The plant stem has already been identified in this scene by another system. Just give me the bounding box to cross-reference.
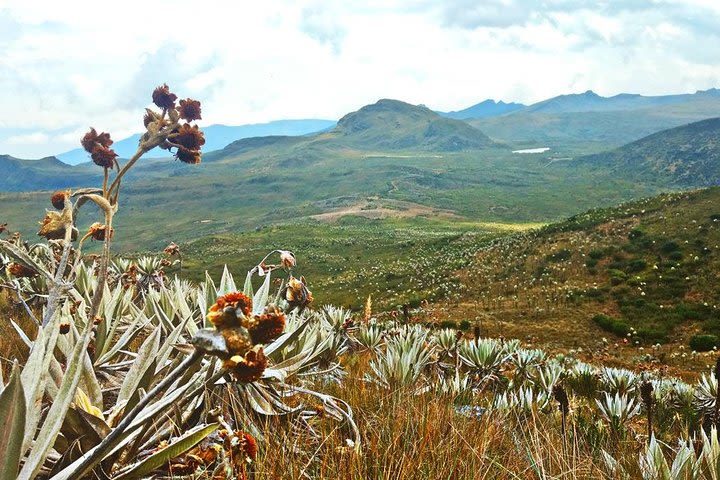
[41,204,75,327]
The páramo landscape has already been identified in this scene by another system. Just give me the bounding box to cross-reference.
[3,2,720,479]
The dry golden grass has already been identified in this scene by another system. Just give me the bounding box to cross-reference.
[233,355,614,479]
[0,289,36,377]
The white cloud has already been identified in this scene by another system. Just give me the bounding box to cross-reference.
[6,132,50,145]
[0,0,719,158]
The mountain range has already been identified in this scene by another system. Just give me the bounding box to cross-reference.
[1,89,720,252]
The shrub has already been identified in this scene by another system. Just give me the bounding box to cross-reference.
[458,319,472,331]
[661,241,680,253]
[546,249,572,262]
[668,251,683,261]
[608,269,627,285]
[589,249,605,260]
[438,320,458,330]
[626,258,647,273]
[628,229,644,239]
[689,334,719,352]
[593,314,630,337]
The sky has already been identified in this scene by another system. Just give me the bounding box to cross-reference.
[1,0,720,158]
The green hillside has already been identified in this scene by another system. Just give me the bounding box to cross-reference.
[4,99,719,257]
[573,117,720,185]
[425,187,720,373]
[332,99,496,150]
[0,155,101,191]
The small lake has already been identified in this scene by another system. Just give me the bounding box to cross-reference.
[512,147,550,154]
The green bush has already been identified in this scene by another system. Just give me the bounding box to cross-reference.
[458,319,472,331]
[689,334,718,352]
[592,314,630,337]
[661,241,680,253]
[589,249,605,260]
[438,320,458,330]
[546,249,572,262]
[668,251,683,261]
[627,258,647,272]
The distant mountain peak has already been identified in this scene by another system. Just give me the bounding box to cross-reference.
[335,98,495,151]
[439,98,525,120]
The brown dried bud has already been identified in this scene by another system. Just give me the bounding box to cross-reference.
[177,98,202,121]
[224,346,267,383]
[152,83,177,110]
[51,190,70,210]
[59,323,71,334]
[279,250,296,269]
[207,292,253,328]
[174,146,201,164]
[90,145,117,169]
[284,276,313,310]
[81,128,113,152]
[86,222,114,241]
[164,242,180,256]
[38,211,76,240]
[249,305,286,344]
[174,123,205,150]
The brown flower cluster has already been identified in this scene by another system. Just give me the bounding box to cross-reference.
[206,292,286,383]
[151,83,178,110]
[38,211,78,241]
[85,222,114,241]
[149,84,204,164]
[167,430,256,479]
[164,242,180,256]
[172,123,205,164]
[283,276,313,311]
[81,128,118,168]
[51,190,70,210]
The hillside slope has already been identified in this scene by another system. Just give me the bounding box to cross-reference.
[333,99,496,151]
[573,117,720,186]
[426,188,720,374]
[470,95,720,148]
[0,155,101,191]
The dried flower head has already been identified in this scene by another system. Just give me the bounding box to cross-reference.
[224,346,267,383]
[174,123,206,150]
[59,322,71,334]
[152,83,178,110]
[174,146,201,164]
[249,305,286,344]
[221,327,253,356]
[279,250,296,269]
[81,128,113,152]
[86,222,114,241]
[207,292,253,328]
[90,144,118,169]
[284,276,313,310]
[51,190,71,210]
[7,262,38,278]
[177,98,202,121]
[0,223,7,234]
[164,242,180,256]
[224,431,258,460]
[38,211,74,240]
